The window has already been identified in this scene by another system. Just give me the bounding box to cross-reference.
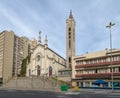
[98,69,107,73]
[69,36,71,39]
[69,32,71,39]
[69,57,71,63]
[37,55,40,61]
[98,59,101,62]
[112,56,117,61]
[85,82,90,87]
[103,58,106,62]
[69,40,71,48]
[68,31,71,49]
[76,61,83,65]
[114,67,119,72]
[69,27,71,31]
[95,69,97,73]
[69,32,71,35]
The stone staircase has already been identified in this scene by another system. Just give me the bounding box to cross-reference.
[2,76,61,90]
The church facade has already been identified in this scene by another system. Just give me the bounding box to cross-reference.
[26,33,66,77]
[26,11,76,81]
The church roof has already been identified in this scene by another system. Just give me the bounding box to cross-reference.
[47,47,66,61]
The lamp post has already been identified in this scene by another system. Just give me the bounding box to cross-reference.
[106,22,115,91]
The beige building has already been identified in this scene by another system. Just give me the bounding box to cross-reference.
[0,31,14,84]
[26,33,66,77]
[0,30,30,84]
[72,49,120,88]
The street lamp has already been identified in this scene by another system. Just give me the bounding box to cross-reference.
[106,22,115,91]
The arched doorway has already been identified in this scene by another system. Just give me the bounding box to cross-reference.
[49,66,52,77]
[37,65,41,76]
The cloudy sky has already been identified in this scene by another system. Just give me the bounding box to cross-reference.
[0,0,120,58]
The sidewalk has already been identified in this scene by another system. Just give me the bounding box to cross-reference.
[68,88,120,94]
[1,86,120,94]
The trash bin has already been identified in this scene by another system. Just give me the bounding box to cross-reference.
[61,84,68,91]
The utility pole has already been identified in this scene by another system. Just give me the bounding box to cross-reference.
[106,22,115,91]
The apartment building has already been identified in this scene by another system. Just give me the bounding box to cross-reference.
[0,30,30,84]
[72,49,120,88]
[0,31,14,84]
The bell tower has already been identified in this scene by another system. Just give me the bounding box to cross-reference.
[66,10,76,68]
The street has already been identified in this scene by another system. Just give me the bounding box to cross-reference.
[0,89,120,98]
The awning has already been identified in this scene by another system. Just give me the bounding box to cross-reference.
[92,79,107,85]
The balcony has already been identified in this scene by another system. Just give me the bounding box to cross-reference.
[75,72,120,78]
[75,61,120,69]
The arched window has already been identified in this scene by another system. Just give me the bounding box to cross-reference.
[37,55,40,61]
[37,65,41,76]
[69,57,71,63]
[49,66,52,77]
[69,57,71,68]
[69,27,71,31]
[69,40,71,48]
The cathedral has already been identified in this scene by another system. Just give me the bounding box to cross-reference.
[26,32,66,77]
[26,11,75,79]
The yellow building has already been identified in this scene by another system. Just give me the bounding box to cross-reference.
[72,49,120,88]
